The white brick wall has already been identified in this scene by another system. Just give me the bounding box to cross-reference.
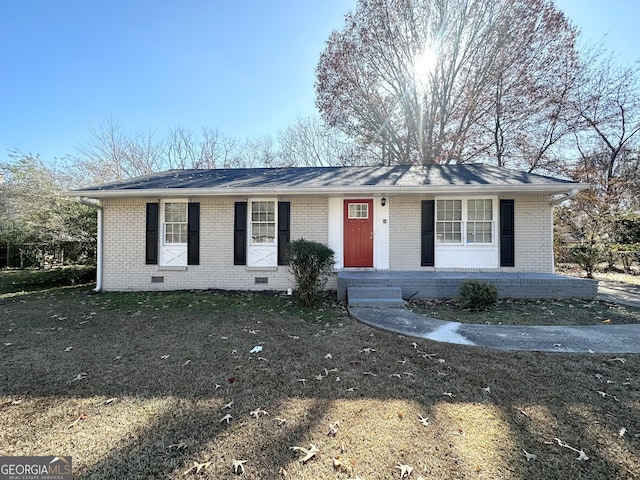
[389,195,425,270]
[510,194,554,272]
[388,194,554,272]
[101,196,331,292]
[100,193,554,291]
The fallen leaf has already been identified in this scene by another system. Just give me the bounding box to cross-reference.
[183,461,211,475]
[250,408,269,419]
[396,463,413,478]
[609,357,627,364]
[71,373,87,381]
[231,459,247,474]
[290,443,319,463]
[68,413,88,428]
[333,456,346,471]
[327,421,340,436]
[554,437,589,461]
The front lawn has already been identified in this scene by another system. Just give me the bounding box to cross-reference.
[1,287,639,479]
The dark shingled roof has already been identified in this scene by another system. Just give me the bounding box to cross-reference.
[72,164,587,197]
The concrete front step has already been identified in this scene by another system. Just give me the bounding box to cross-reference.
[347,286,405,308]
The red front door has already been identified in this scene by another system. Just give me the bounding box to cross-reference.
[344,199,374,267]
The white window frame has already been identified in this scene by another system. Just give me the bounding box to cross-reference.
[347,202,370,219]
[466,198,494,245]
[249,199,277,245]
[435,197,496,246]
[436,199,463,245]
[162,200,188,245]
[159,199,189,267]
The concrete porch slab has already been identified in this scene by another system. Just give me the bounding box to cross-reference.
[338,271,598,301]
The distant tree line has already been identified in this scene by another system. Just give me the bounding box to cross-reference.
[2,0,640,277]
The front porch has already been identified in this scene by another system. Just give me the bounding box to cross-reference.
[337,271,598,301]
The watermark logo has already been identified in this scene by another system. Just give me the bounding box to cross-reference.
[0,456,72,480]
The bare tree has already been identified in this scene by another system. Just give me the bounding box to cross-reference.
[241,134,278,168]
[277,116,377,167]
[74,118,165,183]
[483,0,578,172]
[571,50,640,197]
[315,0,578,165]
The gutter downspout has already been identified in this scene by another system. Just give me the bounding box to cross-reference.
[79,197,103,292]
[551,188,579,205]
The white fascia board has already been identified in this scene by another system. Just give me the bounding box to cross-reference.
[71,182,590,199]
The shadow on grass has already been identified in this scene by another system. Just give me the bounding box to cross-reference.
[1,287,639,478]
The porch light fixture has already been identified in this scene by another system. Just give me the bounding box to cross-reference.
[381,197,386,206]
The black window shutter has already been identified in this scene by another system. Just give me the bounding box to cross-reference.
[145,202,159,265]
[277,201,291,265]
[500,199,515,267]
[187,202,200,265]
[234,202,247,265]
[421,200,435,267]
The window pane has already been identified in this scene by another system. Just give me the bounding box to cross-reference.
[467,221,492,243]
[251,201,276,243]
[437,200,461,221]
[467,199,492,221]
[348,203,368,219]
[163,203,187,244]
[165,203,187,222]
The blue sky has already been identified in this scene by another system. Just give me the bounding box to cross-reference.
[1,0,638,163]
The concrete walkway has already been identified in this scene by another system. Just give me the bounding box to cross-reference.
[349,281,640,354]
[598,281,640,308]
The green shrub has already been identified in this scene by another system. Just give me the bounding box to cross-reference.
[288,239,335,306]
[569,244,601,279]
[457,279,498,311]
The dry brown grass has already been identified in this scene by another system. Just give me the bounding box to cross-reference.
[1,287,639,479]
[409,297,640,326]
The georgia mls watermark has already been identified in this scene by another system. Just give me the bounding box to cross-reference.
[0,456,72,480]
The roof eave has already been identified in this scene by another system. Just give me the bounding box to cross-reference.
[70,183,590,199]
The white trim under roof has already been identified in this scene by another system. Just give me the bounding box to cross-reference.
[72,182,590,199]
